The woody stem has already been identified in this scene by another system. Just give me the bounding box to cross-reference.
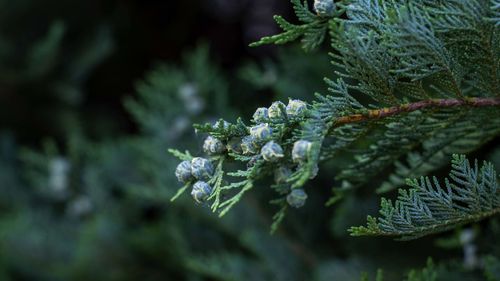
[333,97,500,127]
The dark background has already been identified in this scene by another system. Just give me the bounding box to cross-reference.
[0,0,289,145]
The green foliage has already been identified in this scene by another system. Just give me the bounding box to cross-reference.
[361,259,438,281]
[404,259,437,281]
[171,0,500,231]
[250,0,342,51]
[327,0,500,191]
[484,256,500,281]
[350,155,500,240]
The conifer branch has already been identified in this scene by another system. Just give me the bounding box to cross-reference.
[350,154,500,240]
[169,0,500,232]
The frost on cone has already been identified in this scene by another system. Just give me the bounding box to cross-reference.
[191,157,214,180]
[314,0,336,17]
[253,107,269,123]
[268,101,286,120]
[191,181,212,203]
[175,160,193,183]
[250,123,272,141]
[203,136,226,155]
[287,189,308,208]
[261,141,284,162]
[292,140,312,163]
[286,99,307,117]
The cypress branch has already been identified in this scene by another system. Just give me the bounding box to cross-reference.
[169,0,500,232]
[350,154,500,240]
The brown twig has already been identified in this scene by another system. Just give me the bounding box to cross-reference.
[333,97,500,127]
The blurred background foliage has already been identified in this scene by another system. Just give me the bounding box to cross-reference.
[0,0,499,280]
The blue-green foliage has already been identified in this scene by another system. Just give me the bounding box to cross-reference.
[329,0,500,192]
[350,155,500,240]
[250,0,341,51]
[171,0,500,232]
[491,0,500,25]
